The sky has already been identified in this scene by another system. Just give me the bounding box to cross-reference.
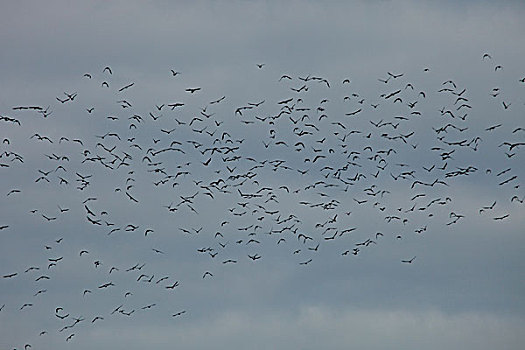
[1,1,525,349]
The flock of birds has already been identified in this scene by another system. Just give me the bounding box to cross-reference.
[1,53,524,349]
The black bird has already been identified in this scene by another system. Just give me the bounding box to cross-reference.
[402,256,416,263]
[186,87,201,94]
[172,310,186,317]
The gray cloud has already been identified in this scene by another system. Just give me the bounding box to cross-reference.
[1,1,524,349]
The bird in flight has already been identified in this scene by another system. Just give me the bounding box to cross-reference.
[185,87,201,94]
[401,256,416,263]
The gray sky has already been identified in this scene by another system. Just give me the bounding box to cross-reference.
[1,1,525,349]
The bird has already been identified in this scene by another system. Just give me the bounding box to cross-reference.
[20,303,33,310]
[248,254,261,261]
[172,310,186,317]
[118,82,134,92]
[185,87,201,94]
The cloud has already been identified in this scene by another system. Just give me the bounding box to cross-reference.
[85,305,525,350]
[1,1,525,349]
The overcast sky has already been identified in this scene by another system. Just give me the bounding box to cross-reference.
[1,1,525,349]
